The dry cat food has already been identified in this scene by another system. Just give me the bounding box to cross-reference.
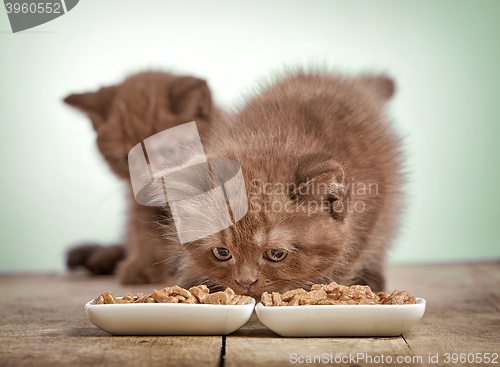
[261,282,416,306]
[93,285,252,305]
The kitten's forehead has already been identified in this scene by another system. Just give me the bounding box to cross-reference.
[252,226,296,248]
[253,229,266,246]
[268,226,296,246]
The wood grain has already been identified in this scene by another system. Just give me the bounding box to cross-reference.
[388,261,500,366]
[225,313,412,366]
[0,273,221,367]
[1,261,499,367]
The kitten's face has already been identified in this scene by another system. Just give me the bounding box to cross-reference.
[186,217,346,297]
[64,72,212,181]
[172,159,352,297]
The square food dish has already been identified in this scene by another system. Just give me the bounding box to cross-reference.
[255,298,426,337]
[85,298,255,335]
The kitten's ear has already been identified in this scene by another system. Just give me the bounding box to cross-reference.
[63,86,118,130]
[169,76,212,120]
[358,74,395,103]
[294,154,349,221]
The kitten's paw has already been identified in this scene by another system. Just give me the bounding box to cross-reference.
[117,258,167,284]
[66,243,101,270]
[349,270,386,293]
[66,243,124,275]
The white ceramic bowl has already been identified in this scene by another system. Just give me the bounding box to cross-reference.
[85,298,255,335]
[255,298,426,337]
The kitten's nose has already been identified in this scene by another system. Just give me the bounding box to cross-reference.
[236,278,257,290]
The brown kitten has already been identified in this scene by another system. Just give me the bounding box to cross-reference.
[162,70,403,295]
[64,71,217,283]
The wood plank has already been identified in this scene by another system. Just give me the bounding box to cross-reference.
[225,314,412,367]
[1,261,499,367]
[388,261,500,366]
[225,261,500,367]
[467,261,500,313]
[387,262,496,313]
[225,335,412,367]
[0,272,222,367]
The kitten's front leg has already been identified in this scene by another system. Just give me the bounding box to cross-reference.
[117,210,171,284]
[348,265,386,293]
[117,249,168,284]
[344,250,387,292]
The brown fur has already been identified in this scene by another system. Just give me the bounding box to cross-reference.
[64,71,217,283]
[162,70,404,295]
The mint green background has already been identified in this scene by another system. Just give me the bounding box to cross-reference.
[0,1,499,271]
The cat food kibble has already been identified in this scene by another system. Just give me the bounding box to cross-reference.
[261,282,416,306]
[93,285,252,305]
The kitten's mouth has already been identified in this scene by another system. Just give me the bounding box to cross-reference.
[245,290,260,298]
[231,284,254,297]
[238,287,262,298]
[207,281,261,298]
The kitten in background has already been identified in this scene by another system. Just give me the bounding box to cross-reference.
[64,71,218,283]
[160,70,404,294]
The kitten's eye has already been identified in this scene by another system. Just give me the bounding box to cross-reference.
[265,249,287,262]
[212,247,232,261]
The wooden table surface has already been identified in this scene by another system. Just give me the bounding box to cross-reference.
[1,261,499,367]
